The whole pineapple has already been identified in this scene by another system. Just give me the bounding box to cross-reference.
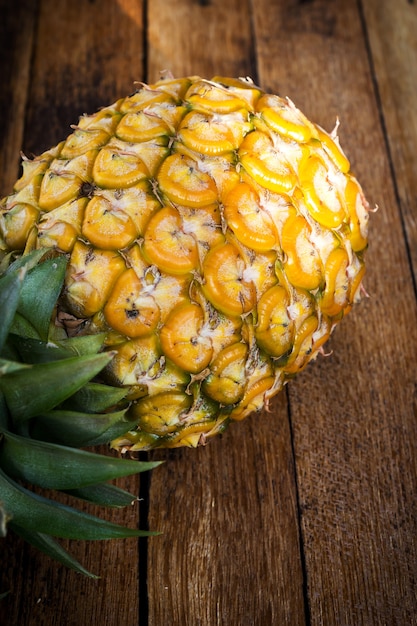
[0,76,369,451]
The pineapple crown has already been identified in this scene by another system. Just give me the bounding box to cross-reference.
[0,249,161,577]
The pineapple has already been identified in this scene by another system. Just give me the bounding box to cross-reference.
[0,75,369,451]
[0,250,161,576]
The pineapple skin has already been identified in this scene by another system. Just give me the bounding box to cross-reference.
[0,76,369,450]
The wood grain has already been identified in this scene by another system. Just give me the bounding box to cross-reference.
[0,0,147,624]
[1,0,417,624]
[22,0,145,158]
[146,0,257,81]
[147,396,305,626]
[251,0,417,623]
[0,475,144,626]
[361,0,417,276]
[146,2,304,624]
[0,0,37,196]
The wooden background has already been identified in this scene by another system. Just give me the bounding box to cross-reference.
[1,0,417,624]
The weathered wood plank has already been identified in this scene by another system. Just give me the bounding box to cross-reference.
[146,1,305,624]
[0,476,143,626]
[148,397,305,626]
[253,0,417,623]
[0,0,37,196]
[22,0,145,158]
[0,0,147,624]
[361,0,417,278]
[146,0,257,80]
[1,0,416,624]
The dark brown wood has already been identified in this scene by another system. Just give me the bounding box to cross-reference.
[22,0,146,157]
[0,475,143,626]
[0,0,147,623]
[146,2,304,624]
[0,0,37,196]
[253,1,417,623]
[147,0,257,80]
[362,0,417,274]
[2,0,417,624]
[147,395,304,626]
[251,1,417,623]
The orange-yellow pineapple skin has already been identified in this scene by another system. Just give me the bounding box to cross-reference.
[0,76,369,450]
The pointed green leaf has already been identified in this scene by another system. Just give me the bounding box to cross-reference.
[0,267,25,352]
[8,335,71,364]
[16,256,67,341]
[31,408,134,447]
[4,248,50,274]
[0,468,157,540]
[0,358,31,375]
[53,334,108,356]
[0,430,161,489]
[8,312,40,339]
[0,392,9,431]
[0,339,19,362]
[0,351,114,421]
[9,333,107,364]
[61,382,128,413]
[0,249,18,273]
[65,483,138,508]
[10,524,99,578]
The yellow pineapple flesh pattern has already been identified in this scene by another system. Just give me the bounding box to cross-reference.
[0,76,369,450]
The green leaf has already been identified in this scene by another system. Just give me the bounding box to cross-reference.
[0,468,157,540]
[9,524,99,578]
[0,430,161,490]
[0,397,9,432]
[8,312,40,339]
[65,483,139,508]
[4,248,50,275]
[0,266,25,352]
[0,339,19,362]
[53,334,108,356]
[0,249,18,273]
[16,256,67,341]
[7,335,69,364]
[30,408,134,447]
[8,333,107,364]
[0,351,114,421]
[61,382,128,413]
[0,358,31,376]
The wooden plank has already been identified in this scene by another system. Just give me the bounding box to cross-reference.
[0,1,147,624]
[252,0,417,623]
[361,0,417,275]
[0,476,143,626]
[146,1,306,624]
[0,0,37,196]
[1,0,416,624]
[146,0,257,80]
[22,0,145,158]
[148,397,305,626]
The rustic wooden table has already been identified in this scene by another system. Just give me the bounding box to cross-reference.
[1,0,417,624]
